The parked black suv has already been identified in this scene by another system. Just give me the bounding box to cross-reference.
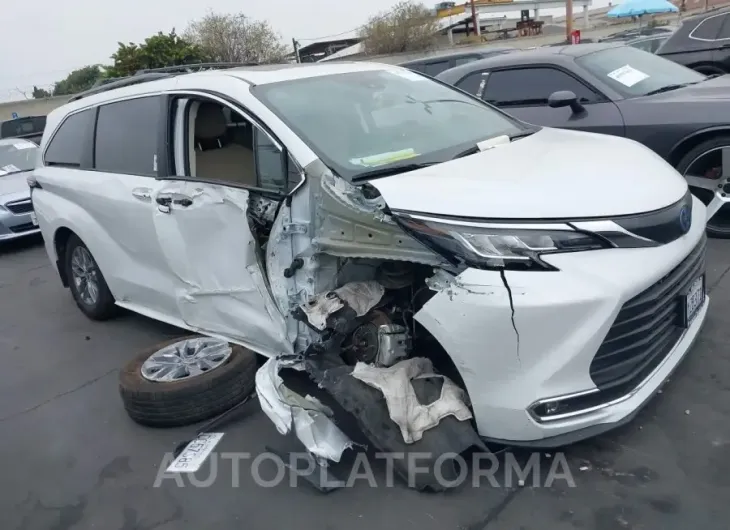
[657,7,730,74]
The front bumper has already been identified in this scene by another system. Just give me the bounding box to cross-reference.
[0,198,39,241]
[414,196,709,446]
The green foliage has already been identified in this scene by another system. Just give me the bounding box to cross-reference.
[53,65,104,96]
[106,30,209,78]
[31,65,104,99]
[32,86,52,99]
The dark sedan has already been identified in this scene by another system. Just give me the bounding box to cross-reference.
[398,47,515,77]
[436,43,730,237]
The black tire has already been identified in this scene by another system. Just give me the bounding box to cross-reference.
[676,135,730,239]
[119,336,258,427]
[65,234,118,320]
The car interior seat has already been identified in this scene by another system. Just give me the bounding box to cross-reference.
[193,102,256,186]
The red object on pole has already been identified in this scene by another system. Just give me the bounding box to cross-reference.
[571,29,581,44]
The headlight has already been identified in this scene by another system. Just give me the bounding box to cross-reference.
[395,215,611,271]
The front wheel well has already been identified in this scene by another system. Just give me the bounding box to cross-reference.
[668,129,730,168]
[53,227,76,287]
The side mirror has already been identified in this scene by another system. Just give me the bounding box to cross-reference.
[548,90,584,114]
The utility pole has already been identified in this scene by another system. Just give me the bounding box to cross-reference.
[292,38,301,63]
[565,0,574,43]
[471,0,481,37]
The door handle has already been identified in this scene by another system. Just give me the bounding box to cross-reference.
[156,194,193,208]
[131,188,152,201]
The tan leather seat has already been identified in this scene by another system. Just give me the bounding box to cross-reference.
[194,102,257,186]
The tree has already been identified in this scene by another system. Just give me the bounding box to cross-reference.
[359,1,440,56]
[53,65,104,96]
[32,86,52,99]
[106,30,209,78]
[184,12,289,64]
[31,65,104,99]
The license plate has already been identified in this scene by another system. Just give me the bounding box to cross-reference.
[681,275,705,328]
[166,432,224,473]
[30,212,38,226]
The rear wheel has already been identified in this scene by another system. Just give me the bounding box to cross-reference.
[65,234,118,319]
[676,136,730,238]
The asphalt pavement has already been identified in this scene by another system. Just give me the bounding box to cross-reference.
[2,234,729,530]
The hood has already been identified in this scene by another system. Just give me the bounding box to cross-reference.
[368,128,687,219]
[644,74,730,103]
[0,170,33,201]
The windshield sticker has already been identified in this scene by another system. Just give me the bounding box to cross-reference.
[13,142,34,150]
[350,149,418,167]
[1,164,20,173]
[607,65,649,87]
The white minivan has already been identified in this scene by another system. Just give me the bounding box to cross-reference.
[31,62,709,446]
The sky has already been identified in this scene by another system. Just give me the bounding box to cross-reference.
[0,0,613,102]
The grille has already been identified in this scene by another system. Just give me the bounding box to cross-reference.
[589,235,707,390]
[8,222,36,234]
[5,199,33,215]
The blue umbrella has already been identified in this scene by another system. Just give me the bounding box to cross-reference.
[607,0,679,18]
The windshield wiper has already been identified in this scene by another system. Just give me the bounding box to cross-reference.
[643,83,690,96]
[452,128,539,160]
[351,162,436,182]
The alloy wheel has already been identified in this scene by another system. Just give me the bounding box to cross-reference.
[70,246,100,306]
[683,145,730,234]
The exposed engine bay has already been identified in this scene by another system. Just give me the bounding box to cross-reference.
[247,169,487,492]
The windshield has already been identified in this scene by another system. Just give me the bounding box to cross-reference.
[0,140,38,175]
[575,46,705,98]
[252,69,525,180]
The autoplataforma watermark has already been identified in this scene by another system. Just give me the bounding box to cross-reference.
[153,451,576,489]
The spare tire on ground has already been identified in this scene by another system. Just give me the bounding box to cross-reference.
[119,335,257,427]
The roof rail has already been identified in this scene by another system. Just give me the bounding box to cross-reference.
[67,62,260,102]
[69,73,171,102]
[134,62,259,75]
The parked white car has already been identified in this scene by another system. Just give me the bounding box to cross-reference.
[31,62,709,447]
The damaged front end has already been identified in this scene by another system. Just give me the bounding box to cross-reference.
[253,164,508,491]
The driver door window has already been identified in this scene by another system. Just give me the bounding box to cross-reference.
[176,98,298,194]
[484,68,599,107]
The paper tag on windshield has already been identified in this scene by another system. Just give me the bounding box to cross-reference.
[607,65,649,87]
[1,164,20,173]
[13,142,34,150]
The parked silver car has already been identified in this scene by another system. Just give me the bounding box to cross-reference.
[0,138,39,241]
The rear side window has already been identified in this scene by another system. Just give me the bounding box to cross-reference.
[94,96,162,176]
[44,110,94,167]
[690,13,728,41]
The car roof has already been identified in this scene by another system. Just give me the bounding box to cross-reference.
[399,47,514,66]
[46,61,415,123]
[435,42,624,82]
